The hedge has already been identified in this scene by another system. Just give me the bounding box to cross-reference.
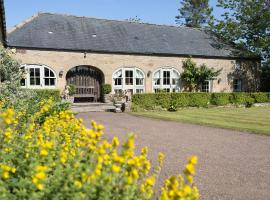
[23,89,61,102]
[132,92,270,110]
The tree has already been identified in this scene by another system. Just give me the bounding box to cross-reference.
[126,16,142,23]
[181,58,222,92]
[0,46,35,109]
[175,0,213,28]
[210,0,270,91]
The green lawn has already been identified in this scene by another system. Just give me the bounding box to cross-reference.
[133,106,270,136]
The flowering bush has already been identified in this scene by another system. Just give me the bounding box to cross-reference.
[0,99,199,200]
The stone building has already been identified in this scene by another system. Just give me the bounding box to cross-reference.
[0,0,6,46]
[7,13,260,102]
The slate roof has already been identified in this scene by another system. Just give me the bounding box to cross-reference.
[0,0,6,46]
[7,12,256,59]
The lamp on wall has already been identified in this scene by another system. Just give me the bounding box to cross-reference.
[147,70,152,78]
[218,78,222,84]
[59,69,64,78]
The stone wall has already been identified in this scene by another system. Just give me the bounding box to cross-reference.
[13,48,259,93]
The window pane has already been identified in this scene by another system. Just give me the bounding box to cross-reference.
[30,78,35,85]
[36,78,40,85]
[163,71,170,85]
[154,79,161,85]
[45,68,49,77]
[114,78,122,86]
[30,68,35,77]
[50,70,54,77]
[136,78,143,85]
[35,68,40,77]
[50,78,55,86]
[45,78,49,86]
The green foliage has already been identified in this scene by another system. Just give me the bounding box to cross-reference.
[68,84,76,96]
[210,0,270,91]
[126,16,142,23]
[31,89,61,102]
[101,84,112,95]
[171,93,190,108]
[189,93,211,107]
[132,92,270,110]
[181,58,222,91]
[211,93,232,106]
[154,93,171,109]
[175,0,213,28]
[251,93,269,103]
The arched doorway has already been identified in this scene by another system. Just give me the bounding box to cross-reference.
[66,66,104,102]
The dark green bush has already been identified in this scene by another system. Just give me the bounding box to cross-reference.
[211,93,232,106]
[132,93,156,110]
[188,93,211,107]
[171,93,190,108]
[154,93,171,108]
[132,92,270,111]
[251,93,269,103]
[102,84,112,95]
[230,93,252,105]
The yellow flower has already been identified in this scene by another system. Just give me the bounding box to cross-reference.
[185,163,195,175]
[35,165,48,171]
[35,172,46,180]
[74,180,82,188]
[37,184,44,190]
[40,149,48,156]
[112,165,121,173]
[2,171,9,179]
[183,185,192,194]
[189,156,198,165]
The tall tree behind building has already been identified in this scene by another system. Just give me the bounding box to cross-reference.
[175,0,213,28]
[210,0,270,91]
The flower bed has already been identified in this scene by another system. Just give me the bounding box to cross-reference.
[0,99,199,200]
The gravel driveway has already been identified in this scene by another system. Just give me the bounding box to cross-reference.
[77,112,270,200]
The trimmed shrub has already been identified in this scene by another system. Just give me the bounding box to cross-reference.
[230,93,251,105]
[132,92,269,111]
[132,93,156,110]
[154,93,171,108]
[188,93,211,107]
[211,93,232,106]
[101,84,112,95]
[171,93,190,108]
[252,93,269,103]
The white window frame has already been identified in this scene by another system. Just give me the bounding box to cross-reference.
[112,67,145,94]
[152,67,180,93]
[233,79,242,92]
[21,64,57,89]
[201,80,213,93]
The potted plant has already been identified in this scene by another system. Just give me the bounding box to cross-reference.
[113,90,126,112]
[64,84,76,103]
[101,84,112,103]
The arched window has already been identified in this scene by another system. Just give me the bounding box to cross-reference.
[153,68,180,93]
[112,67,145,94]
[21,64,56,88]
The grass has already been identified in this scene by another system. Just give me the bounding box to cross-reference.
[132,106,270,136]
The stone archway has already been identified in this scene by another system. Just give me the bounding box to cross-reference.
[66,65,104,102]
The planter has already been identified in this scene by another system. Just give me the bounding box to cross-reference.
[114,100,126,113]
[104,94,111,103]
[68,96,74,103]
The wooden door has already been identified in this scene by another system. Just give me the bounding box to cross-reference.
[66,66,103,102]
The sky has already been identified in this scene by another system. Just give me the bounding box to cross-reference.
[4,0,224,29]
